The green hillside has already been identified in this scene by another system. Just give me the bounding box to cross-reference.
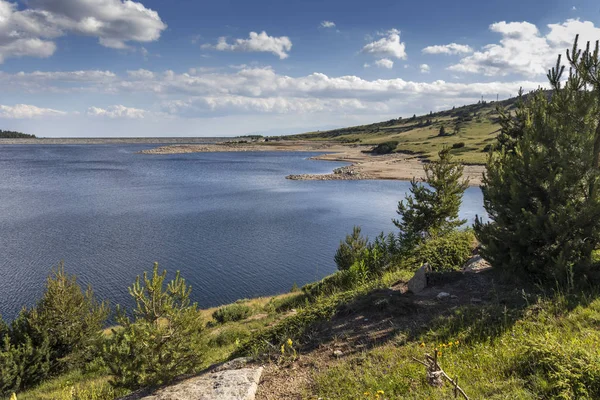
[289,97,523,164]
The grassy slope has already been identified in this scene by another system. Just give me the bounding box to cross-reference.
[13,267,600,400]
[13,292,307,400]
[287,99,518,164]
[314,293,600,400]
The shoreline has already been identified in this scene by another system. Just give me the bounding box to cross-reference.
[140,142,486,186]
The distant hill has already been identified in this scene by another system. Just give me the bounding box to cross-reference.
[286,95,526,164]
[0,130,36,139]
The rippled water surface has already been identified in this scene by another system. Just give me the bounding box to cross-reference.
[0,145,486,320]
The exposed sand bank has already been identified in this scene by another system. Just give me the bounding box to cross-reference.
[139,142,485,185]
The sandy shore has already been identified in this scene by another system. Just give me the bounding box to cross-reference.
[139,142,485,185]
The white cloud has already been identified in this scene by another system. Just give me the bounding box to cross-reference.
[422,43,473,55]
[419,64,430,73]
[127,69,155,80]
[15,70,117,81]
[361,28,407,59]
[87,105,147,119]
[0,66,546,103]
[201,31,292,59]
[0,103,66,118]
[321,21,336,28]
[0,0,166,62]
[165,96,388,115]
[448,19,600,77]
[374,58,394,69]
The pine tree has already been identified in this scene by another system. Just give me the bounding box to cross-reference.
[31,263,108,372]
[334,226,368,271]
[394,148,469,250]
[438,125,446,136]
[105,263,205,389]
[475,36,600,285]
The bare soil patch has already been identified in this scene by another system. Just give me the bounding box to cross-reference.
[255,268,523,399]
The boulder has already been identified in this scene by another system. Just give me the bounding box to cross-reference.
[463,255,491,272]
[408,264,429,293]
[436,292,451,301]
[136,366,263,400]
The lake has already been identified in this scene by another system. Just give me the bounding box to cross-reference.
[0,145,486,320]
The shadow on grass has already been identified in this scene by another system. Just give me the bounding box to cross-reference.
[295,268,596,357]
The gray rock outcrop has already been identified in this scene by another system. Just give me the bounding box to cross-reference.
[131,358,263,400]
[408,264,429,293]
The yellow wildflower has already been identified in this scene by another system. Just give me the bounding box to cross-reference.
[281,345,285,355]
[287,338,293,347]
[10,394,17,400]
[377,390,385,395]
[419,342,425,347]
[455,340,460,345]
[364,392,370,396]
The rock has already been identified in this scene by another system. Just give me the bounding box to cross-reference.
[470,297,482,304]
[211,357,253,373]
[333,350,344,358]
[436,292,451,301]
[463,255,492,272]
[450,295,458,299]
[408,264,429,293]
[136,367,263,400]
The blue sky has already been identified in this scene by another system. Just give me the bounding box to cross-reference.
[0,0,598,137]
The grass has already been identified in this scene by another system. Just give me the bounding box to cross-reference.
[286,100,510,164]
[10,291,307,400]
[12,250,600,400]
[313,292,600,399]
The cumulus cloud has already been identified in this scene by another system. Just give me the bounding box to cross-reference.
[201,31,292,59]
[361,29,407,59]
[448,19,600,77]
[374,58,394,68]
[164,96,388,115]
[0,66,550,122]
[321,21,336,28]
[87,105,147,119]
[422,43,473,55]
[0,0,166,62]
[127,69,155,80]
[419,64,430,73]
[0,103,66,118]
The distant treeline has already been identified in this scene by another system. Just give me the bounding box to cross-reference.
[0,130,36,139]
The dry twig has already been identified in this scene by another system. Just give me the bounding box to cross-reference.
[411,353,469,400]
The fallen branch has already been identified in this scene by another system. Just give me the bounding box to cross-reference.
[411,353,469,400]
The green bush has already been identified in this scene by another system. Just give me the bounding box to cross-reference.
[302,272,353,299]
[104,263,205,389]
[0,264,107,396]
[266,294,307,314]
[212,303,253,324]
[413,230,475,272]
[334,226,368,271]
[451,142,465,149]
[371,141,398,155]
[32,264,109,372]
[208,326,251,347]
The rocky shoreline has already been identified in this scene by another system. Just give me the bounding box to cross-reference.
[138,141,486,185]
[286,165,376,181]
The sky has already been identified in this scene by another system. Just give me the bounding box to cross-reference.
[0,0,599,137]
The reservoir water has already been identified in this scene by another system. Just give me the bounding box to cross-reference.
[0,145,486,320]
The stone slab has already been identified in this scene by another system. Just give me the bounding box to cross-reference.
[138,367,263,400]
